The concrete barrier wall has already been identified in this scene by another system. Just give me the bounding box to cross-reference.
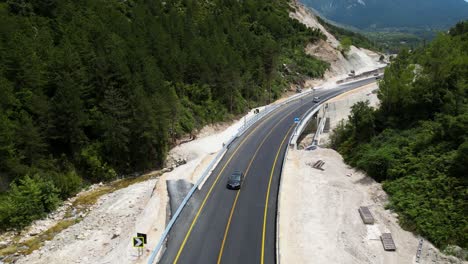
[336,66,385,84]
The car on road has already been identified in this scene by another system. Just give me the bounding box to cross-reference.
[227,170,243,190]
[313,96,320,103]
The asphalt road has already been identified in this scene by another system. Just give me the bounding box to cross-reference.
[158,78,377,264]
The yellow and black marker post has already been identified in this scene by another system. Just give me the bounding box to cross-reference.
[133,236,144,257]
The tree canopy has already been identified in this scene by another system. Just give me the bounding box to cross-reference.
[330,21,468,252]
[0,0,329,230]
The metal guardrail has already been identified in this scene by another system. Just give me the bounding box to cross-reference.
[336,66,386,84]
[147,86,320,264]
[290,92,340,148]
[291,74,384,148]
[237,105,277,137]
[289,106,319,148]
[276,75,383,264]
[275,94,325,264]
[147,138,233,263]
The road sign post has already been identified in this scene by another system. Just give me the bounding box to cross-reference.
[133,236,144,248]
[137,233,147,244]
[133,236,145,257]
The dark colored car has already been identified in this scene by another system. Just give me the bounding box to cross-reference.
[227,170,243,190]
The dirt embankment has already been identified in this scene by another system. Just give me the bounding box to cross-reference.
[289,1,384,87]
[279,82,464,264]
[280,148,463,264]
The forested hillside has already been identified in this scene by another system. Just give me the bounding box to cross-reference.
[330,22,468,253]
[0,0,329,229]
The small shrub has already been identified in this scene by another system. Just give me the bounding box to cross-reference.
[80,144,117,182]
[0,175,60,229]
[50,170,83,199]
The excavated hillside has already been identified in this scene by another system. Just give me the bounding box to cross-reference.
[289,0,384,86]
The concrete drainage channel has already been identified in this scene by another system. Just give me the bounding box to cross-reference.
[147,87,320,264]
[275,75,381,264]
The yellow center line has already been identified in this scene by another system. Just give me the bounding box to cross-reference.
[217,110,296,264]
[172,106,285,264]
[261,125,294,264]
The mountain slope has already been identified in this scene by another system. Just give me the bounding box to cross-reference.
[301,0,468,30]
[290,1,383,81]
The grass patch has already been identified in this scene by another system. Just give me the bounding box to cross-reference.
[23,219,80,254]
[0,219,79,262]
[73,186,114,207]
[72,171,159,208]
[0,245,19,257]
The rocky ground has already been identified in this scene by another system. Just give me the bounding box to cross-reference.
[290,0,385,88]
[280,148,464,264]
[15,178,160,264]
[279,81,465,264]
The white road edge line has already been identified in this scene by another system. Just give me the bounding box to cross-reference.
[275,74,382,264]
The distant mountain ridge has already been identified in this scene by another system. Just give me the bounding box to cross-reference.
[301,0,468,30]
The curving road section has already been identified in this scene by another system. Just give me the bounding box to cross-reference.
[157,78,378,264]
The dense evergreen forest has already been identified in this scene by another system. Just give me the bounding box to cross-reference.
[330,22,468,252]
[0,0,329,229]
